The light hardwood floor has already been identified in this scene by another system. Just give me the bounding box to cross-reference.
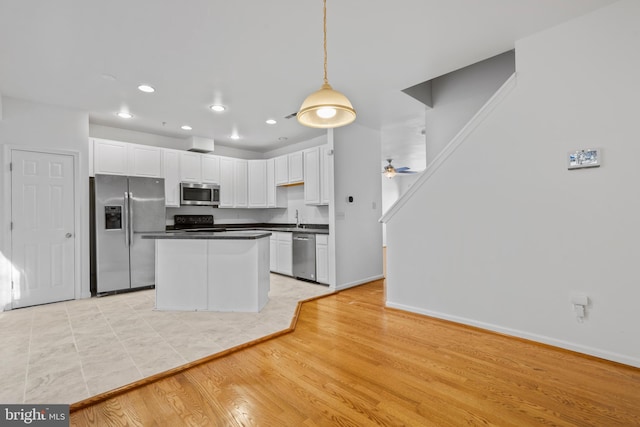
[70,280,640,426]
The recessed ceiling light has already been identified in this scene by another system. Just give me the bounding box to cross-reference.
[181,125,192,130]
[138,84,155,93]
[230,134,240,140]
[117,111,133,119]
[210,105,226,112]
[266,119,277,125]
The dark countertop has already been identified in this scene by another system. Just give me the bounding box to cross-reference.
[142,231,272,240]
[165,222,330,235]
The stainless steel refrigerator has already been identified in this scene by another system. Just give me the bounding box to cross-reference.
[93,174,165,294]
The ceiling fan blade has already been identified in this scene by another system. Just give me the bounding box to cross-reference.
[395,167,411,172]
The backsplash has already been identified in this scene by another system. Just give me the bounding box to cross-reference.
[166,186,328,226]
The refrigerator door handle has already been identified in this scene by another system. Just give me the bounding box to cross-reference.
[129,191,134,244]
[124,191,130,247]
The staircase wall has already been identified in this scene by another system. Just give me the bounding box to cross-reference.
[383,0,640,367]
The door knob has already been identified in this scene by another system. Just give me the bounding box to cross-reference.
[65,233,73,238]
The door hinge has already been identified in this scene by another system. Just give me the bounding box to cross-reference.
[9,162,12,172]
[10,221,13,231]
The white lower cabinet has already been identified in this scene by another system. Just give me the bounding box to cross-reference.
[271,232,292,276]
[316,234,329,284]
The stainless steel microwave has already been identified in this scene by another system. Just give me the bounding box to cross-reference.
[180,182,220,206]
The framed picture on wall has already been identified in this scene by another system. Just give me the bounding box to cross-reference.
[568,148,600,169]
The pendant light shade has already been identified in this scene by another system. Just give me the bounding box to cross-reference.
[298,83,356,128]
[298,0,356,129]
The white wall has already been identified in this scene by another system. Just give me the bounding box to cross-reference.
[384,0,640,367]
[0,97,90,309]
[332,124,384,290]
[425,50,514,164]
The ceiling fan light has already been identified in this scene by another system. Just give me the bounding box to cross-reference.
[298,83,356,128]
[384,166,397,178]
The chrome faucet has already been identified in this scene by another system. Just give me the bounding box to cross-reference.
[295,209,300,228]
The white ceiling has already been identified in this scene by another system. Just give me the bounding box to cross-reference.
[0,0,616,158]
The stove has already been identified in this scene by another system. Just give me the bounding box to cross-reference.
[172,215,225,232]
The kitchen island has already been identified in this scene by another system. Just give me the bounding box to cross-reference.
[142,231,271,312]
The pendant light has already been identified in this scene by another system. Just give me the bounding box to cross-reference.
[297,0,356,128]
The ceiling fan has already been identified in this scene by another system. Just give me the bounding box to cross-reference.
[382,159,416,178]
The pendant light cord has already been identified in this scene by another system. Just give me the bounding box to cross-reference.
[323,0,328,85]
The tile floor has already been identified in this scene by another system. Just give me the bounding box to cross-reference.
[0,274,331,404]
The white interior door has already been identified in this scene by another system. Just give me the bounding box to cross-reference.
[11,150,75,308]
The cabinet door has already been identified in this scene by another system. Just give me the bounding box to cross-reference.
[202,155,220,184]
[316,234,329,284]
[163,149,181,207]
[277,232,293,276]
[93,139,128,175]
[179,152,202,182]
[267,158,275,207]
[128,144,163,177]
[248,160,267,208]
[234,159,248,208]
[304,147,320,205]
[219,157,234,208]
[288,151,304,183]
[320,145,330,205]
[275,155,288,185]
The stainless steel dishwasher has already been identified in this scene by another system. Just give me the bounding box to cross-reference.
[293,232,316,281]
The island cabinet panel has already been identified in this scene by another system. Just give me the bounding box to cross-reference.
[153,235,270,312]
[207,238,270,312]
[155,240,208,311]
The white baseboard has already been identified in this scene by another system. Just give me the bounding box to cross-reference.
[333,274,384,291]
[386,301,640,369]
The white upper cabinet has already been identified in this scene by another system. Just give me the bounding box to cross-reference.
[248,159,267,208]
[274,155,289,185]
[163,149,181,207]
[93,138,163,178]
[288,151,304,184]
[219,157,234,208]
[202,155,220,184]
[320,145,330,205]
[275,151,304,186]
[92,139,129,176]
[128,144,163,178]
[304,145,329,206]
[304,147,321,205]
[179,152,202,182]
[234,159,248,208]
